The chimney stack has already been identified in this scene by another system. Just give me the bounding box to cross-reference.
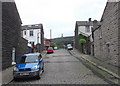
[92,20,98,31]
[89,18,92,22]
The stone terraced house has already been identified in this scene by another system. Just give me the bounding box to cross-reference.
[1,1,28,84]
[92,1,120,74]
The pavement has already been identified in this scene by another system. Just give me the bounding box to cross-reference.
[69,48,120,84]
[1,66,14,86]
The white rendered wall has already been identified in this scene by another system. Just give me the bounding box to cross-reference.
[78,26,92,36]
[22,29,41,47]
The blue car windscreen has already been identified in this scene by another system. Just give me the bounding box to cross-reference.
[19,55,39,63]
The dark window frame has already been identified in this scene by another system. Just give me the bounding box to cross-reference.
[85,26,90,32]
[30,30,34,36]
[24,30,26,35]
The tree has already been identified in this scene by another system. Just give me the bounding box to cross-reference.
[50,42,57,47]
[79,39,86,44]
[78,34,87,54]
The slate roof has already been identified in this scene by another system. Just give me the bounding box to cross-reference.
[21,24,43,30]
[76,21,93,26]
[76,21,101,26]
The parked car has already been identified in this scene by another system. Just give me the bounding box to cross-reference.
[67,44,73,50]
[13,53,44,80]
[54,47,58,50]
[47,47,54,54]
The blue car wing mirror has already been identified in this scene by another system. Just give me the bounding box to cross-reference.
[16,62,19,64]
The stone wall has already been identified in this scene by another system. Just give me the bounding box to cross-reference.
[118,2,120,71]
[16,37,28,62]
[2,2,22,70]
[94,2,119,67]
[75,23,80,51]
[0,1,2,85]
[1,2,23,85]
[0,1,2,72]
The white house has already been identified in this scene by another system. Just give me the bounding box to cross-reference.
[78,25,92,37]
[75,18,94,54]
[77,19,93,38]
[75,18,101,54]
[21,24,44,47]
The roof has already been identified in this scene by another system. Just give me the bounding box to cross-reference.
[14,1,22,24]
[76,21,101,26]
[21,24,43,30]
[76,21,93,26]
[100,2,109,22]
[3,1,22,24]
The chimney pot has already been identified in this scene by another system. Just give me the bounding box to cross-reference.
[89,18,92,22]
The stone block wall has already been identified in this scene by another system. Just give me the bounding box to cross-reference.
[94,2,119,67]
[16,37,28,62]
[0,1,2,72]
[75,23,80,51]
[118,2,120,70]
[94,28,102,59]
[2,2,21,70]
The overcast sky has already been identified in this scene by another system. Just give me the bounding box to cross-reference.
[15,0,107,39]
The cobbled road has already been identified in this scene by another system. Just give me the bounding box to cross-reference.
[9,49,108,84]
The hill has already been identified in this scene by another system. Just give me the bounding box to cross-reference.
[51,36,74,48]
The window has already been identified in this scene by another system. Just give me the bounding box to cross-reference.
[85,26,90,32]
[30,30,33,36]
[29,42,32,44]
[24,31,26,35]
[29,41,34,44]
[99,29,102,39]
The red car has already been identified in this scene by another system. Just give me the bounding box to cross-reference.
[47,47,54,54]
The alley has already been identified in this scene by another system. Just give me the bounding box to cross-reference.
[9,49,108,84]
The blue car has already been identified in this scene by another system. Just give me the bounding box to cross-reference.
[67,44,73,50]
[13,53,44,80]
